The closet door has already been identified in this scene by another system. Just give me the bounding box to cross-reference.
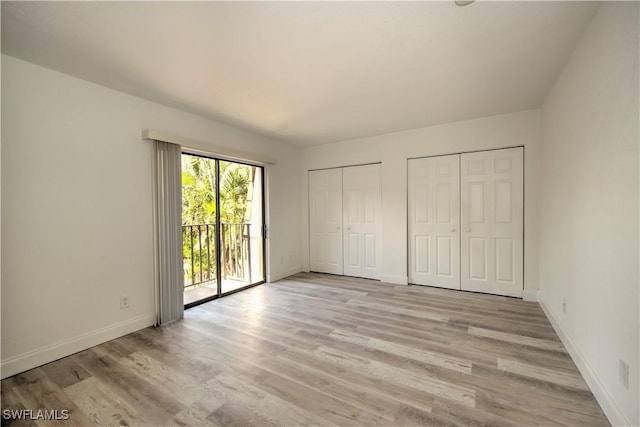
[408,155,460,289]
[460,147,523,297]
[343,164,381,280]
[309,168,344,275]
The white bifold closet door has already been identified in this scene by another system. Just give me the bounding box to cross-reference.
[408,155,460,289]
[343,164,381,280]
[460,147,523,297]
[309,164,381,280]
[309,168,344,275]
[408,147,523,297]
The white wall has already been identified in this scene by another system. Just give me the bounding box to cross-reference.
[539,3,639,426]
[0,55,301,378]
[301,109,541,294]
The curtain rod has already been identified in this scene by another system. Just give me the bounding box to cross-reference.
[142,129,277,165]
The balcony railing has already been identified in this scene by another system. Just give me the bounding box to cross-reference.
[182,222,251,290]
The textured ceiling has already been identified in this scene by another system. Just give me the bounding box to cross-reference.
[1,1,598,146]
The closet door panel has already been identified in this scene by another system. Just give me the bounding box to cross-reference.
[461,148,523,297]
[309,168,343,275]
[408,155,460,289]
[343,164,381,280]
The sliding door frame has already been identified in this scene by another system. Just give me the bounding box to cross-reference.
[183,151,267,309]
[215,159,222,298]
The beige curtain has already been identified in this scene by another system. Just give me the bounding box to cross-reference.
[152,140,184,325]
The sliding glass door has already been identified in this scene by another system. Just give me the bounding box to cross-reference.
[181,154,265,307]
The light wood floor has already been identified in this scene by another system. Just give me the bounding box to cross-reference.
[2,273,609,426]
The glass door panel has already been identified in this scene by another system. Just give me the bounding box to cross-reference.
[182,154,218,306]
[182,154,265,307]
[219,161,264,294]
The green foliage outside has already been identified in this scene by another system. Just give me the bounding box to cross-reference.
[181,155,256,287]
[182,156,254,225]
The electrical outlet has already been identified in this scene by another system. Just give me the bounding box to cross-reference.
[619,359,629,389]
[120,295,130,309]
[562,298,567,314]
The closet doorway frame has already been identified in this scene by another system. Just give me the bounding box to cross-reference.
[308,162,382,280]
[406,145,525,297]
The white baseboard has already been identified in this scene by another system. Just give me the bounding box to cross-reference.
[268,267,303,283]
[522,289,539,302]
[539,300,630,426]
[380,275,408,285]
[0,314,155,380]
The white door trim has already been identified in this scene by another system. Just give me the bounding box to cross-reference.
[407,146,525,298]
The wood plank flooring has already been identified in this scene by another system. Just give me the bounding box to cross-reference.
[1,273,610,426]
